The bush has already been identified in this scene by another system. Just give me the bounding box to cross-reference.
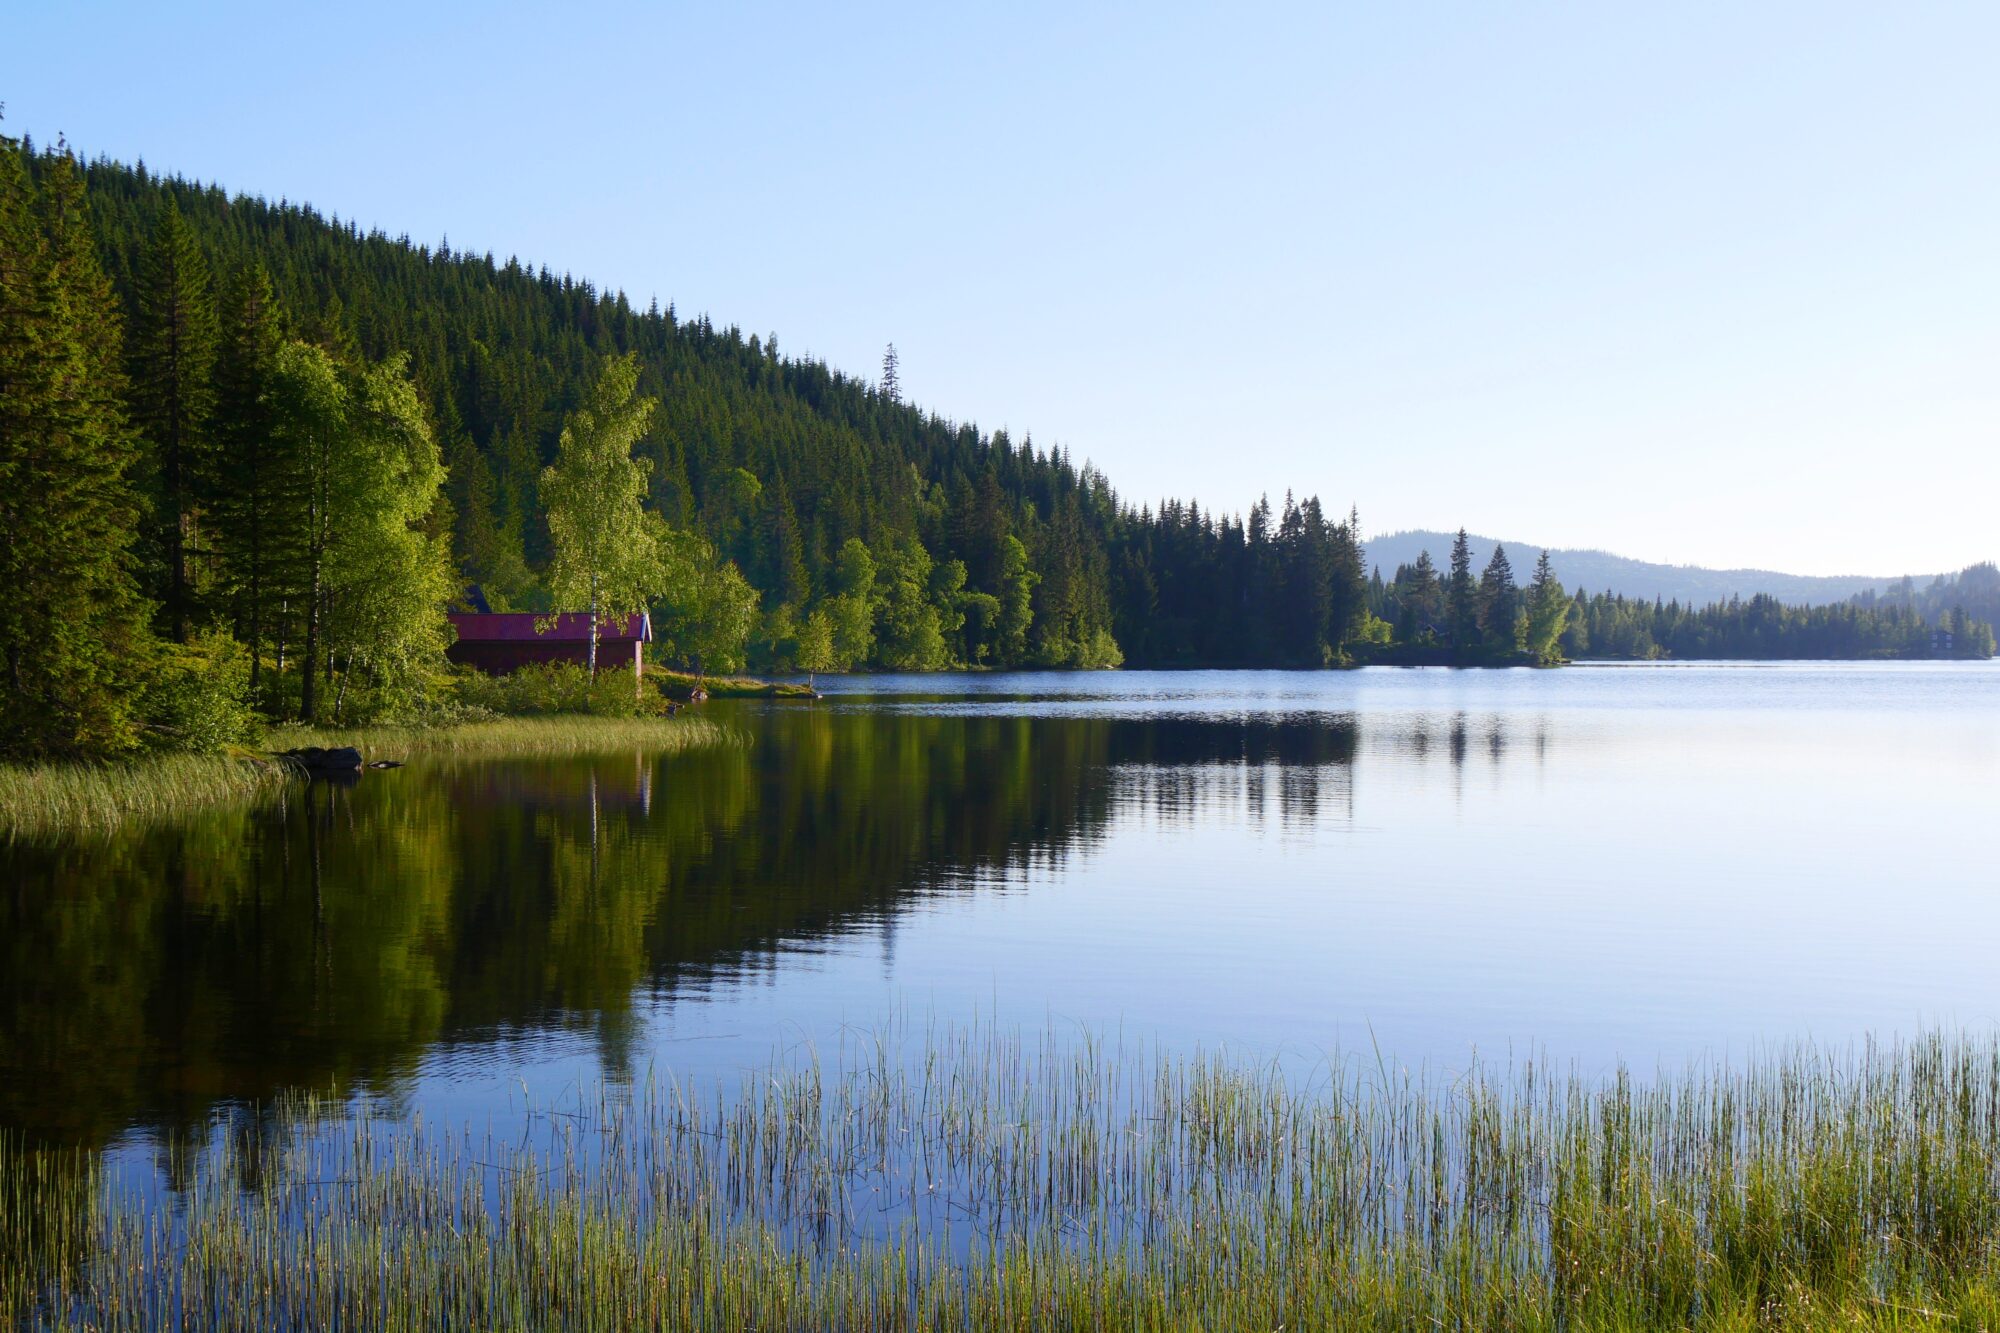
[454,663,664,718]
[142,631,261,753]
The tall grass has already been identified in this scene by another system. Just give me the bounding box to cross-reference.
[0,716,731,841]
[0,752,289,842]
[9,1028,2000,1329]
[276,713,733,764]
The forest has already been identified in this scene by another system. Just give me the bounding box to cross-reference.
[3,134,1993,760]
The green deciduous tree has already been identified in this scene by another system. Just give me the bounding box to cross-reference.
[874,537,950,671]
[795,609,837,688]
[321,354,452,719]
[540,354,661,676]
[655,525,759,674]
[996,534,1037,665]
[824,538,878,667]
[272,341,449,721]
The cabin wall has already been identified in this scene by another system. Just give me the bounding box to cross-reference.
[448,641,594,673]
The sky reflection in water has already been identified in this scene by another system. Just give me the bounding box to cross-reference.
[3,662,1997,1154]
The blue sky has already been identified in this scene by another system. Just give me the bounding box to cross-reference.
[7,2,1997,574]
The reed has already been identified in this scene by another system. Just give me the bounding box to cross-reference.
[276,713,734,764]
[8,1027,2000,1329]
[0,751,288,841]
[0,716,732,841]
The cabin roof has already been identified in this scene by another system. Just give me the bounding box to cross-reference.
[448,611,652,644]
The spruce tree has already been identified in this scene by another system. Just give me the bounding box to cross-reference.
[0,140,153,756]
[880,343,900,404]
[1526,550,1569,665]
[209,260,295,690]
[1448,529,1478,652]
[1478,544,1518,649]
[128,194,218,641]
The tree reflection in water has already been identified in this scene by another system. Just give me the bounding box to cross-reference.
[0,703,1409,1147]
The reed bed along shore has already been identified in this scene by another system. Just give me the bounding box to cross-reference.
[9,1029,2000,1330]
[0,715,731,841]
[0,750,290,842]
[279,712,734,764]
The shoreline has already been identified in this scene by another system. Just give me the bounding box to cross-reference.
[0,714,731,843]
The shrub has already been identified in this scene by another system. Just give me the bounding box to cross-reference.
[454,663,663,718]
[141,630,261,753]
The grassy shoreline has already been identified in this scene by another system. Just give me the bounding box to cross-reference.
[0,714,730,841]
[9,1028,2000,1328]
[647,666,818,699]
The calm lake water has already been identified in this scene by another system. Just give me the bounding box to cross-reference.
[4,662,1998,1150]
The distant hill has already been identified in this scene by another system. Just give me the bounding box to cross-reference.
[1363,531,1900,606]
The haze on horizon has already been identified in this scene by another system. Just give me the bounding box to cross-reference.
[7,1,1996,578]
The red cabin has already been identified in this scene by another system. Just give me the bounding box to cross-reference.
[446,612,651,682]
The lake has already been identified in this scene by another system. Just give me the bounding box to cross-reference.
[4,662,1997,1151]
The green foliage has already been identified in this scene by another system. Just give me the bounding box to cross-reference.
[818,538,878,668]
[873,537,951,670]
[127,194,218,642]
[794,608,838,681]
[444,429,534,609]
[654,526,759,673]
[540,354,662,674]
[1558,587,1990,661]
[455,663,665,718]
[996,534,1037,662]
[3,136,1988,756]
[140,630,260,753]
[0,139,155,759]
[1525,550,1570,665]
[1477,542,1520,649]
[208,260,296,686]
[269,341,452,722]
[322,352,453,718]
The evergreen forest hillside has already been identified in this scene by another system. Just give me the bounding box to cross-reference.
[2,136,1993,760]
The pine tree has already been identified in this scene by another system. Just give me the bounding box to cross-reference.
[128,194,218,641]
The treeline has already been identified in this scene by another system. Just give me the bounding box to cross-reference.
[1364,534,1997,662]
[1554,590,1997,661]
[71,148,1128,677]
[3,135,1992,757]
[1853,563,2000,637]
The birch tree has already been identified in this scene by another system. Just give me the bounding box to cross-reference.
[540,355,660,676]
[270,341,447,721]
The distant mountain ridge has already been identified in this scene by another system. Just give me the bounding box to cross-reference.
[1363,531,1906,607]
